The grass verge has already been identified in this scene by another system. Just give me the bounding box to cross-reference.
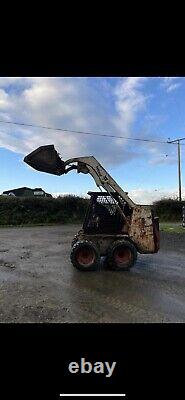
[160,222,185,233]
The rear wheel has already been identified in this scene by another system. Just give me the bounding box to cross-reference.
[70,240,100,271]
[107,240,137,271]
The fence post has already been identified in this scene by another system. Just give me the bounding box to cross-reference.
[182,206,185,228]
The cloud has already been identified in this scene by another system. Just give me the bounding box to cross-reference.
[161,77,181,93]
[128,187,185,205]
[52,192,71,198]
[0,77,151,167]
[146,143,177,165]
[166,83,181,92]
[113,77,148,132]
[52,187,185,204]
[52,192,88,198]
[0,89,10,108]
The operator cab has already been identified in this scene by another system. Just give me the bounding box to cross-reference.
[83,192,132,235]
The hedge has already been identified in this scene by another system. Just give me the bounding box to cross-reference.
[0,195,89,226]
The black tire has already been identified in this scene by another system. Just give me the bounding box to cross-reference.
[71,235,78,248]
[107,240,137,271]
[70,240,100,271]
[71,230,84,247]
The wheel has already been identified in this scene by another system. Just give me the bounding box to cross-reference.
[71,235,78,247]
[107,240,137,271]
[71,230,84,247]
[70,240,100,271]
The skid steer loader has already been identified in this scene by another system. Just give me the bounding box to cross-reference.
[24,145,160,271]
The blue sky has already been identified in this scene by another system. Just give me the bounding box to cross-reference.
[0,77,185,203]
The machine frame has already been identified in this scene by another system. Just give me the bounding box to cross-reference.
[24,145,160,271]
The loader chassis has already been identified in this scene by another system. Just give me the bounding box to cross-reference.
[24,145,160,271]
[72,191,159,259]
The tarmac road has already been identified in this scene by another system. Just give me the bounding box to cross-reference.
[0,224,184,323]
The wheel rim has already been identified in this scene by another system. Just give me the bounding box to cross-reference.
[76,246,95,266]
[114,246,132,265]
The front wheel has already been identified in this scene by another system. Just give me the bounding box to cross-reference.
[71,234,78,248]
[70,240,100,271]
[107,240,137,271]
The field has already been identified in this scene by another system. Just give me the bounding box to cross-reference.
[0,224,185,323]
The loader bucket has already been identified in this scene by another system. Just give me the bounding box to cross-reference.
[24,145,65,175]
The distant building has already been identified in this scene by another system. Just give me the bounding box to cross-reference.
[2,187,52,198]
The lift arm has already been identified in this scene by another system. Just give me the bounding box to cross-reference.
[64,156,135,208]
[24,145,136,209]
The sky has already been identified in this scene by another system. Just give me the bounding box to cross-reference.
[0,76,185,204]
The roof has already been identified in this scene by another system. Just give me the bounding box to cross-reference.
[3,187,51,196]
[3,187,32,195]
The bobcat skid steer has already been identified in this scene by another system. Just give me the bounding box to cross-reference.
[24,145,160,271]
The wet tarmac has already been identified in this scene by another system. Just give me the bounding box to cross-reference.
[0,225,184,323]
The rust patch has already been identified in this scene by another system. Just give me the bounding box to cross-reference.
[129,206,157,253]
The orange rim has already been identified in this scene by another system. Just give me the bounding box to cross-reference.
[114,246,132,265]
[76,246,95,266]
